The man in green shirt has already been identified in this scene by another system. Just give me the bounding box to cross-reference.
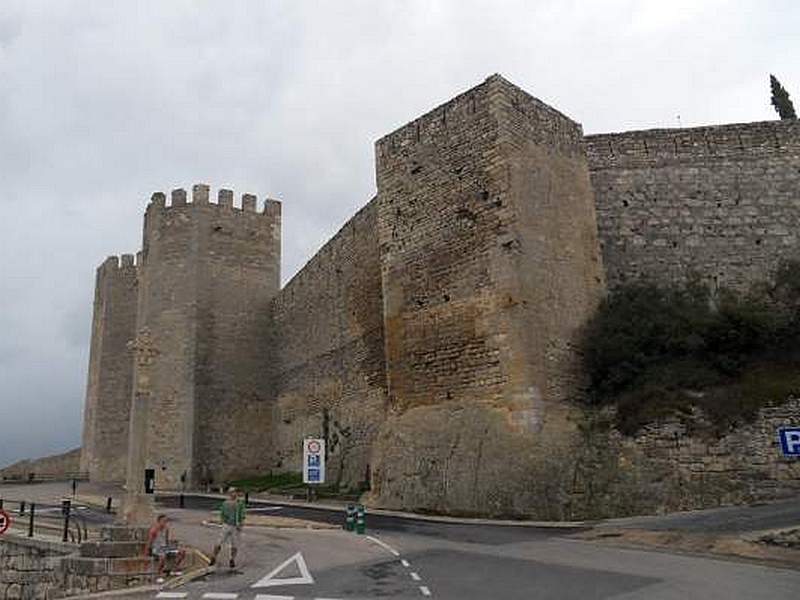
[209,487,246,569]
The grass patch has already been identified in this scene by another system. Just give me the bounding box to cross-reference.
[227,471,303,493]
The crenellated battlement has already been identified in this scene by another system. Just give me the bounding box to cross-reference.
[146,183,280,215]
[98,253,139,275]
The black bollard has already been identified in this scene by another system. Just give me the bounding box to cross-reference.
[28,503,35,538]
[179,493,185,509]
[19,501,25,516]
[106,497,112,513]
[62,499,71,543]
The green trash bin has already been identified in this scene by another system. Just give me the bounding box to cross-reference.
[356,504,366,535]
[345,504,356,532]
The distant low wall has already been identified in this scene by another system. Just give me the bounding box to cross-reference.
[0,448,82,481]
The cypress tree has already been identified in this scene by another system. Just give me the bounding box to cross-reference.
[770,74,797,120]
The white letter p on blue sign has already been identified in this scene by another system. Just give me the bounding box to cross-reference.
[779,428,800,456]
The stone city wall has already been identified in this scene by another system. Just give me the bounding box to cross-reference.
[268,199,387,489]
[586,119,800,291]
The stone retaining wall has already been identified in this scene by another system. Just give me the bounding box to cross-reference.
[567,398,800,519]
[0,530,156,599]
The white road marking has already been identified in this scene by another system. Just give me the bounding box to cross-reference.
[365,535,400,556]
[252,551,314,588]
[401,559,410,568]
[155,594,188,599]
[254,595,294,600]
[202,520,224,528]
[202,594,239,599]
[410,572,421,581]
[420,586,432,596]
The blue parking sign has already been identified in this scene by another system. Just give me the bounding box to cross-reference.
[307,468,321,482]
[778,428,800,456]
[308,455,321,467]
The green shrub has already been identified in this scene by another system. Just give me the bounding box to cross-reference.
[582,262,800,434]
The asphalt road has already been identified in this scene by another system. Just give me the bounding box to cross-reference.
[144,494,800,600]
[4,484,800,599]
[599,496,800,534]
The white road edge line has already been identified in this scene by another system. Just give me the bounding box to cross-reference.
[401,559,410,568]
[410,572,421,581]
[202,594,239,599]
[254,595,294,600]
[156,594,188,599]
[420,586,432,596]
[365,534,401,556]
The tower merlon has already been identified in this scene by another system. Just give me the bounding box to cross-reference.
[150,192,166,207]
[193,183,210,204]
[172,188,187,206]
[264,198,281,216]
[219,189,234,207]
[120,254,135,268]
[242,193,257,212]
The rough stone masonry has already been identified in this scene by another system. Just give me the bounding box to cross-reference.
[77,74,800,516]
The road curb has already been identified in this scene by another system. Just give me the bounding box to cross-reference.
[158,491,592,529]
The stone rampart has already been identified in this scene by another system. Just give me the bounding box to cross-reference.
[268,199,387,489]
[586,119,800,291]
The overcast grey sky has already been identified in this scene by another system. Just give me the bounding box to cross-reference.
[1,0,797,466]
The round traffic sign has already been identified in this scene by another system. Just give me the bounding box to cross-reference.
[307,440,321,454]
[0,509,11,535]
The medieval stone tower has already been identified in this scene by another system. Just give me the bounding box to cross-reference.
[80,255,138,481]
[82,185,281,488]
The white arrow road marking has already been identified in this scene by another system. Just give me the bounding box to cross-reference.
[420,586,431,596]
[401,559,410,568]
[252,551,314,588]
[410,572,421,581]
[202,594,239,599]
[155,593,187,599]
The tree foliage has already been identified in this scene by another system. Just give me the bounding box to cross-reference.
[770,74,797,120]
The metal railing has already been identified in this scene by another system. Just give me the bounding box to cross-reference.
[0,497,90,543]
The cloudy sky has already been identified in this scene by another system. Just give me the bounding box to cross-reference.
[0,0,797,466]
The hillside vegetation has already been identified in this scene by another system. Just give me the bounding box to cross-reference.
[582,261,800,435]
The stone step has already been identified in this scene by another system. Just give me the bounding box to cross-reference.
[100,525,149,542]
[60,555,156,576]
[80,540,147,558]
